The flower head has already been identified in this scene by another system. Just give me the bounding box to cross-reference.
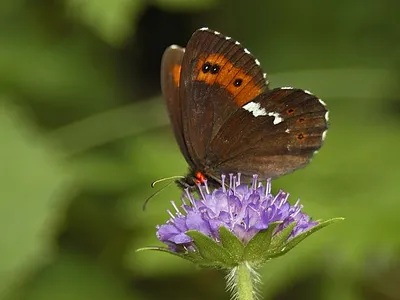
[157,174,317,252]
[140,173,342,270]
[137,173,343,300]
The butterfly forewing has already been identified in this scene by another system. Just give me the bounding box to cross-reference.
[179,28,269,167]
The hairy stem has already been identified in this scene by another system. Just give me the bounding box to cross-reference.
[227,262,260,300]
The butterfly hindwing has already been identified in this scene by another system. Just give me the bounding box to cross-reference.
[206,88,328,179]
[161,45,196,168]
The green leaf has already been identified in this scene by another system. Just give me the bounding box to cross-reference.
[243,222,282,264]
[219,226,244,261]
[186,230,235,268]
[276,218,345,257]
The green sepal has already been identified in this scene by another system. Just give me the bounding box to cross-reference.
[186,230,236,268]
[139,218,344,269]
[195,260,232,269]
[268,221,296,254]
[242,221,282,266]
[219,226,244,262]
[136,246,202,264]
[136,229,241,269]
[270,217,345,258]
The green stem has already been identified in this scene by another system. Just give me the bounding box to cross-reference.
[229,262,257,300]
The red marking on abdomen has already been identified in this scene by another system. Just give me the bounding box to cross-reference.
[195,172,207,184]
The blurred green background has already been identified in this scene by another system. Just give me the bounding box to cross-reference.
[1,0,400,299]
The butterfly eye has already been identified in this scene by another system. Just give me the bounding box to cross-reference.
[233,78,243,87]
[202,62,212,73]
[210,64,220,74]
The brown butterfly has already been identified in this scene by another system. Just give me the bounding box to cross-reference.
[161,28,328,189]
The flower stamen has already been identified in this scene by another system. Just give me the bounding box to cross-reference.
[266,178,271,196]
[170,201,181,215]
[229,173,234,189]
[166,209,175,219]
[221,174,226,192]
[251,174,258,190]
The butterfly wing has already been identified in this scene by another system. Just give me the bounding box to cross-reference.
[179,28,269,168]
[161,45,196,168]
[163,28,328,184]
[206,88,329,180]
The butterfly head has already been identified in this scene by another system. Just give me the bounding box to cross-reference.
[176,169,221,191]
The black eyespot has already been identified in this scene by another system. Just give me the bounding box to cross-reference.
[233,78,243,87]
[210,64,220,74]
[297,133,304,140]
[202,62,212,73]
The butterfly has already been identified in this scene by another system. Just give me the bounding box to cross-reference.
[161,28,328,189]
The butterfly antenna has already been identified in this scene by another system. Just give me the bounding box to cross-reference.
[150,175,184,188]
[142,175,184,211]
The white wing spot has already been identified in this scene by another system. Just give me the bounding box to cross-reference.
[267,112,283,125]
[263,73,267,79]
[319,98,327,106]
[243,102,267,117]
[281,87,294,90]
[285,129,290,133]
[254,59,260,66]
[199,27,209,31]
[304,90,312,95]
[225,36,231,40]
[322,130,328,141]
[235,41,240,45]
[214,31,221,35]
[325,111,329,121]
[170,44,179,49]
[314,150,319,155]
[244,48,250,54]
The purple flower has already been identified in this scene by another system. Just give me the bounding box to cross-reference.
[156,174,318,252]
